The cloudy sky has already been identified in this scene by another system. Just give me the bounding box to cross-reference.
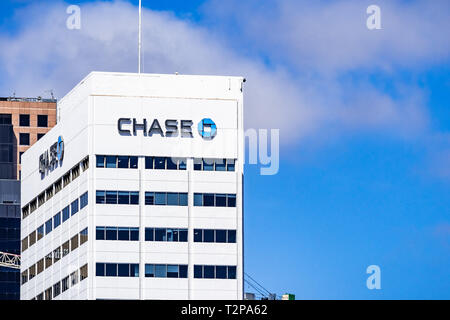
[0,0,449,298]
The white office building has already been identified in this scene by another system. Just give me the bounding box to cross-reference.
[19,72,245,300]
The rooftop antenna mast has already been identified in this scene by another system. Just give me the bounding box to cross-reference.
[138,0,142,74]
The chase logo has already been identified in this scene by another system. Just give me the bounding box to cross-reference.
[198,118,217,140]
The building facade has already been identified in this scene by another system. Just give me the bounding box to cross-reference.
[20,72,245,300]
[0,98,56,300]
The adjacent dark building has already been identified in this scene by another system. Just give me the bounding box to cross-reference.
[0,97,57,300]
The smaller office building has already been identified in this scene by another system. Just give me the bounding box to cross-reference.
[20,72,245,300]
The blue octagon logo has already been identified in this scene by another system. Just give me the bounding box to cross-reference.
[198,118,217,140]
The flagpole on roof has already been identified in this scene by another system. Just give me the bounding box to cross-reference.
[138,0,142,74]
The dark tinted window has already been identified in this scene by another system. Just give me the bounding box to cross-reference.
[37,115,48,127]
[19,133,30,146]
[19,114,30,126]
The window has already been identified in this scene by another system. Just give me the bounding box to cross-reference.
[63,171,71,187]
[37,114,48,127]
[118,227,129,241]
[129,156,138,168]
[80,191,88,209]
[38,192,45,207]
[204,229,214,243]
[96,155,105,168]
[71,270,78,286]
[106,227,117,240]
[71,165,80,180]
[154,157,166,169]
[71,234,79,251]
[216,194,227,207]
[216,159,226,171]
[21,270,28,285]
[145,192,154,205]
[54,179,62,194]
[167,157,177,170]
[36,293,43,300]
[46,185,54,200]
[62,205,70,222]
[106,191,117,204]
[19,114,30,127]
[45,288,52,300]
[45,218,52,234]
[105,156,116,168]
[37,259,44,274]
[227,159,236,171]
[145,228,154,241]
[62,276,69,292]
[19,152,24,164]
[145,157,153,169]
[117,156,129,168]
[22,237,28,252]
[0,114,12,125]
[96,191,105,204]
[203,194,214,207]
[53,247,61,263]
[71,199,79,216]
[37,133,45,140]
[96,263,105,277]
[37,225,44,240]
[53,282,61,298]
[228,230,236,243]
[80,227,88,245]
[96,227,105,240]
[29,230,36,246]
[155,228,166,241]
[216,230,226,243]
[80,264,88,281]
[81,156,89,171]
[45,252,52,269]
[62,240,70,257]
[203,159,214,171]
[29,264,36,280]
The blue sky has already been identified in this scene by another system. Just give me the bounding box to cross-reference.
[0,0,449,299]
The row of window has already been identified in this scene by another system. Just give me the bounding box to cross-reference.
[96,155,138,169]
[95,264,237,279]
[194,158,236,172]
[96,227,139,241]
[95,155,236,172]
[32,264,87,300]
[194,265,237,279]
[22,156,89,219]
[93,227,238,243]
[18,114,49,127]
[194,193,237,207]
[95,263,139,277]
[95,190,139,205]
[194,229,236,243]
[145,192,188,206]
[22,191,88,252]
[21,228,88,285]
[95,191,237,208]
[19,133,47,146]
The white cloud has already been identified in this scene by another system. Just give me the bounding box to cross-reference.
[0,0,445,146]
